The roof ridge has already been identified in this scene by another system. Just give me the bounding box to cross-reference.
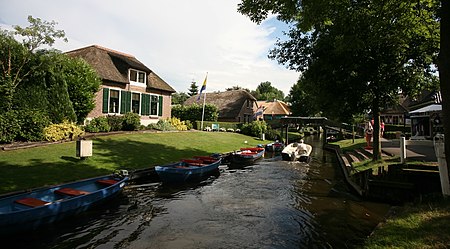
[92,45,135,58]
[65,44,135,58]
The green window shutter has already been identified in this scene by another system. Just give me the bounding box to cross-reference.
[120,90,131,114]
[102,88,109,113]
[158,96,163,117]
[141,94,150,115]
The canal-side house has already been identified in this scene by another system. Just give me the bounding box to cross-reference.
[380,95,409,125]
[184,90,258,123]
[408,91,443,140]
[66,45,176,126]
[255,100,291,121]
[380,90,443,139]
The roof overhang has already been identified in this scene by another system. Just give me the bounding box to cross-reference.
[409,104,442,114]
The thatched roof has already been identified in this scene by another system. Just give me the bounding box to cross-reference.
[65,45,175,93]
[184,90,257,118]
[256,100,291,116]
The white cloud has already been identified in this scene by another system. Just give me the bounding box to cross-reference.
[0,0,299,95]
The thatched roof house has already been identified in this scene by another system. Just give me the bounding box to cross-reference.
[256,100,291,120]
[184,90,258,123]
[66,45,175,125]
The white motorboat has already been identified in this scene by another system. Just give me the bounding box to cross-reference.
[281,141,312,162]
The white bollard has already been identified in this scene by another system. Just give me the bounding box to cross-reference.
[400,137,406,164]
[434,136,450,196]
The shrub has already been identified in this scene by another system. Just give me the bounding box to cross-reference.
[85,117,110,133]
[43,120,84,141]
[184,120,193,130]
[265,126,281,141]
[107,115,123,131]
[16,109,51,142]
[149,119,176,131]
[240,121,268,137]
[0,111,20,143]
[122,112,141,131]
[168,117,188,131]
[171,103,219,123]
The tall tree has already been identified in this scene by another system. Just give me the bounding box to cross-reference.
[251,81,285,101]
[239,0,440,161]
[0,15,67,112]
[287,77,320,117]
[188,81,199,96]
[172,92,189,105]
[439,1,450,174]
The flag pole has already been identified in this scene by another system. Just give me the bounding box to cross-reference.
[200,72,208,131]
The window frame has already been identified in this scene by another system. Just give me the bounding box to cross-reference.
[131,92,141,115]
[108,88,121,114]
[129,68,147,87]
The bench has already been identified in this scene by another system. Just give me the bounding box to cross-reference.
[96,179,118,186]
[15,197,50,208]
[55,188,90,196]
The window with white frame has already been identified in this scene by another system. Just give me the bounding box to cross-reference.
[150,95,158,116]
[129,69,146,86]
[132,92,140,114]
[109,89,120,113]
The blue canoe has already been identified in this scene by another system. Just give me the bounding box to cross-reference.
[0,174,128,235]
[155,156,222,184]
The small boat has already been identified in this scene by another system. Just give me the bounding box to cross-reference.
[0,174,128,235]
[227,147,265,167]
[281,141,312,162]
[155,156,222,184]
[265,141,285,152]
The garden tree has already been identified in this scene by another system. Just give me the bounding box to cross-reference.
[14,50,76,123]
[226,85,250,92]
[172,92,189,105]
[188,81,199,96]
[439,1,450,175]
[250,81,285,101]
[59,54,101,124]
[0,15,67,112]
[238,0,440,161]
[287,77,320,117]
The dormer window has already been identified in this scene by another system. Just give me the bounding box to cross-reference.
[129,69,146,87]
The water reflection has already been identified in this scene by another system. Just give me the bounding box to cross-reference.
[3,135,390,249]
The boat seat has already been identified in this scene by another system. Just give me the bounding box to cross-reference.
[55,188,90,196]
[181,159,204,164]
[15,197,50,208]
[96,179,118,186]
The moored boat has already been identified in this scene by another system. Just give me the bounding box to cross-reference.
[226,147,265,167]
[265,141,285,152]
[281,141,312,162]
[155,156,221,184]
[0,174,128,236]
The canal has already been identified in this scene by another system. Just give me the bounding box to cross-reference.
[6,136,390,248]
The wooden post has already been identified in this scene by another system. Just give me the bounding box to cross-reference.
[435,137,450,196]
[400,137,406,164]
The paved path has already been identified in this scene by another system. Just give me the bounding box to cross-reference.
[380,138,437,162]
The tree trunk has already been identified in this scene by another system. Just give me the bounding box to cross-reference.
[439,0,450,173]
[372,100,381,161]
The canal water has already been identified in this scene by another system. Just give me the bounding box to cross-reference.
[5,136,390,249]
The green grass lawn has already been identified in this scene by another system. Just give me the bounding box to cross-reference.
[0,131,263,194]
[361,199,450,249]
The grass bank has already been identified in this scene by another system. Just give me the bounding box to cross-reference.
[333,138,450,248]
[0,131,262,194]
[361,198,450,249]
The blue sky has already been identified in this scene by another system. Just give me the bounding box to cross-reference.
[0,0,299,95]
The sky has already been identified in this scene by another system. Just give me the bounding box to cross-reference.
[0,0,300,95]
